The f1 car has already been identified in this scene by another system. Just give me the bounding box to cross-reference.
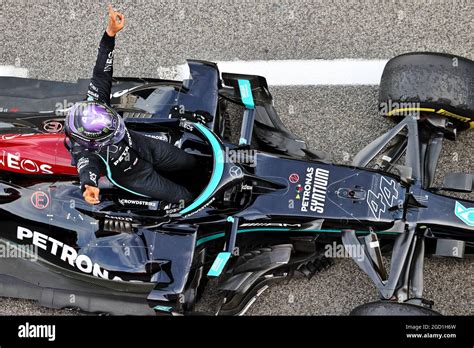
[0,52,472,315]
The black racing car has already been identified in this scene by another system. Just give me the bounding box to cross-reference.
[0,52,472,315]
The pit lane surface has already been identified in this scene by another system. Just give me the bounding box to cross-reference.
[0,0,472,315]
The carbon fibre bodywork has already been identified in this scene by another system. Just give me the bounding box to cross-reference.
[0,60,472,315]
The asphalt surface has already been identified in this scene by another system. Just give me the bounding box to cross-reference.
[0,0,472,316]
[2,0,473,81]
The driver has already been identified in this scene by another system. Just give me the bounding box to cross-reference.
[65,4,196,205]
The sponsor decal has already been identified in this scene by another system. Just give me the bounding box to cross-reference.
[295,184,302,200]
[241,223,301,227]
[164,206,180,214]
[17,226,123,281]
[125,129,133,146]
[43,120,63,133]
[229,165,243,178]
[89,83,98,92]
[207,251,231,277]
[88,171,98,186]
[454,201,474,227]
[289,173,300,184]
[145,133,168,142]
[86,90,99,100]
[0,133,36,141]
[179,120,194,132]
[412,194,429,203]
[183,197,215,217]
[76,157,89,172]
[0,151,53,174]
[162,201,186,215]
[113,146,130,166]
[240,83,251,99]
[117,198,158,209]
[301,167,329,214]
[112,87,137,98]
[104,51,114,72]
[105,214,133,222]
[30,191,50,210]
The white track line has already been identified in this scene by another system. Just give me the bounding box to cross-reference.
[1,59,389,85]
[176,59,389,86]
[0,65,28,78]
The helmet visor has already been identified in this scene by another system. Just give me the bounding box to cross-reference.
[65,101,125,150]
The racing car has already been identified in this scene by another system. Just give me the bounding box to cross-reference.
[0,52,472,315]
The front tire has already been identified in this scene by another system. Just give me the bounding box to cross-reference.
[379,52,474,131]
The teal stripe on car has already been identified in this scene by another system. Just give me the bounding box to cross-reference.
[195,228,400,247]
[179,123,225,215]
[207,251,232,277]
[238,79,255,109]
[153,305,173,312]
[196,232,226,246]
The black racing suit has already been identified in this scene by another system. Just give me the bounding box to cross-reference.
[71,31,196,204]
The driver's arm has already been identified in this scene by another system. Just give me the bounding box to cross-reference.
[73,150,106,205]
[86,4,125,106]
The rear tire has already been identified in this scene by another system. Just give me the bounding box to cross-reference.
[379,52,474,131]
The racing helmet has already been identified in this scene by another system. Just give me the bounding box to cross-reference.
[65,100,125,151]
